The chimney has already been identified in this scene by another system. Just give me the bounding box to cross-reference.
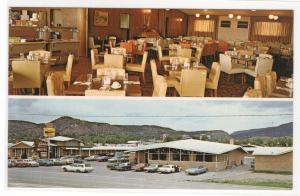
[229,138,235,145]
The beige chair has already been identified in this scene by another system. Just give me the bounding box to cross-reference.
[169,56,190,65]
[150,59,177,88]
[177,48,192,58]
[245,57,273,78]
[97,68,125,79]
[85,89,125,96]
[49,54,74,87]
[254,75,267,97]
[126,51,148,83]
[89,37,101,49]
[152,75,167,97]
[191,47,203,62]
[104,54,124,68]
[219,54,245,80]
[266,71,277,96]
[174,69,207,97]
[46,72,65,96]
[205,62,221,97]
[12,60,43,95]
[158,45,170,65]
[91,49,104,70]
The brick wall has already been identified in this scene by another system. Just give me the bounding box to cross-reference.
[254,152,293,173]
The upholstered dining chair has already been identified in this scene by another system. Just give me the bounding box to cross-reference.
[174,69,207,97]
[51,54,74,87]
[97,68,125,79]
[219,54,245,81]
[266,71,277,96]
[254,75,267,97]
[150,59,177,88]
[89,37,101,50]
[152,75,167,97]
[245,57,273,78]
[12,60,43,95]
[191,47,203,63]
[46,72,65,96]
[158,45,170,65]
[126,51,148,83]
[91,49,104,70]
[205,62,221,97]
[104,54,124,68]
[85,89,125,96]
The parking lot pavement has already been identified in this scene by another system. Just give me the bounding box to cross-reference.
[7,162,285,189]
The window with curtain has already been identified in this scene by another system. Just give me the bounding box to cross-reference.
[194,20,215,32]
[253,22,290,37]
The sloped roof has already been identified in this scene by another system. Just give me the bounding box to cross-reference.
[12,141,34,148]
[129,139,246,154]
[252,147,293,156]
[49,136,80,142]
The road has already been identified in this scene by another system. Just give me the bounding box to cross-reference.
[7,162,287,189]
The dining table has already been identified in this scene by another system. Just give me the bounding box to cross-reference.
[164,63,209,73]
[65,74,142,96]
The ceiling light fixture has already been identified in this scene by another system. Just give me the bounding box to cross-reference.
[274,15,279,20]
[206,14,210,19]
[195,13,200,18]
[268,14,274,19]
[228,14,234,19]
[251,10,256,12]
[165,9,170,11]
[237,15,242,20]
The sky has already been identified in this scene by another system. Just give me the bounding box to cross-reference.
[8,98,293,134]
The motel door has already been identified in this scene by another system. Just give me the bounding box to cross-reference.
[145,152,148,164]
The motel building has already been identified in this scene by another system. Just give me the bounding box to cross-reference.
[252,147,293,173]
[129,139,247,171]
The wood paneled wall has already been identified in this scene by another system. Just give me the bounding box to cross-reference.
[88,8,188,39]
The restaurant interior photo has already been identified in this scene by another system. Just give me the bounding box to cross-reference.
[8,8,294,98]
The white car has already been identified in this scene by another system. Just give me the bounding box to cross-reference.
[23,159,39,167]
[157,165,176,174]
[62,163,94,173]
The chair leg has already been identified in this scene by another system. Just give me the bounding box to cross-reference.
[141,72,146,84]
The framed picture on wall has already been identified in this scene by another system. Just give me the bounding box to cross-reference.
[94,10,108,26]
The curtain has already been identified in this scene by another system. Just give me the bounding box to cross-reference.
[250,17,293,43]
[192,19,216,38]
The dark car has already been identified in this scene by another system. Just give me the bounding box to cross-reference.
[132,163,147,172]
[38,159,54,166]
[115,162,131,171]
[96,156,109,162]
[84,155,98,161]
[73,157,84,163]
[107,162,119,170]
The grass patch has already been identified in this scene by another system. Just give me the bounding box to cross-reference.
[203,179,292,189]
[253,170,292,175]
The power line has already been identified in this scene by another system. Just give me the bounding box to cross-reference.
[8,113,293,118]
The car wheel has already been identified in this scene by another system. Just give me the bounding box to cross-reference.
[63,168,67,172]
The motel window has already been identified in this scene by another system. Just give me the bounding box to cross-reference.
[196,154,204,162]
[194,20,215,32]
[181,154,190,161]
[205,155,213,162]
[151,153,158,160]
[160,154,167,160]
[173,154,180,161]
[254,22,290,37]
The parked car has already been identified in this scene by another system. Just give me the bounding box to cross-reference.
[62,163,94,173]
[60,157,74,165]
[144,164,161,173]
[132,163,147,172]
[157,165,176,174]
[23,159,39,167]
[38,159,54,166]
[15,159,30,167]
[52,158,66,166]
[8,159,17,168]
[107,162,119,170]
[73,157,84,164]
[96,156,109,162]
[84,155,98,161]
[108,156,129,163]
[185,166,208,175]
[115,162,132,171]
